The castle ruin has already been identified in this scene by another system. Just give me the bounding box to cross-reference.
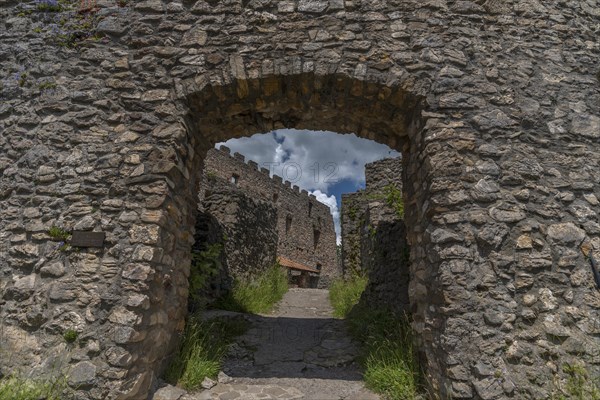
[341,157,410,316]
[198,146,339,291]
[0,0,599,398]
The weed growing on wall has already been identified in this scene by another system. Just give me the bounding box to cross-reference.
[552,363,600,400]
[63,329,78,343]
[17,0,107,48]
[47,226,71,252]
[36,0,62,12]
[188,243,223,310]
[328,274,368,318]
[383,184,404,219]
[164,316,248,390]
[213,263,288,314]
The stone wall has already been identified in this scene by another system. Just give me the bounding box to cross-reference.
[340,192,364,276]
[341,157,410,315]
[0,0,598,398]
[201,147,339,288]
[359,219,410,317]
[192,177,278,308]
[341,157,403,275]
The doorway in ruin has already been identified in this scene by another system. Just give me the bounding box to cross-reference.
[174,127,415,398]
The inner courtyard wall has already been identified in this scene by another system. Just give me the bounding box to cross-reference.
[200,146,339,287]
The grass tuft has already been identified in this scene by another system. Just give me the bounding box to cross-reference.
[329,274,368,318]
[348,306,425,400]
[329,274,424,399]
[164,316,248,390]
[0,374,67,400]
[214,263,288,314]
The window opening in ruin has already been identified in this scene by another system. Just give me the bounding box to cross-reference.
[230,174,239,185]
[286,215,292,234]
[308,202,313,216]
[313,229,320,249]
[273,193,278,202]
[316,263,322,271]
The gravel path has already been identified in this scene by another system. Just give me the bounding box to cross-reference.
[184,288,380,400]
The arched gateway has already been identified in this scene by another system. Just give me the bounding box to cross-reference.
[0,1,598,399]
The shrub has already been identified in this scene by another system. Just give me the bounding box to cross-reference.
[214,263,288,314]
[164,316,248,390]
[328,274,368,318]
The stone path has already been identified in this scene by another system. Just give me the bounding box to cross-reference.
[156,288,379,400]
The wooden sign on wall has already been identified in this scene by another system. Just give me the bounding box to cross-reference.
[71,231,105,248]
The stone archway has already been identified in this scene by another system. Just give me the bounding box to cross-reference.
[1,1,599,399]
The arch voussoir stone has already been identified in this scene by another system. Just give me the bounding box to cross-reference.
[1,0,599,399]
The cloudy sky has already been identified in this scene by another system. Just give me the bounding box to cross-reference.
[217,129,399,244]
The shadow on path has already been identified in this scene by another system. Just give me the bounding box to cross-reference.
[200,288,380,400]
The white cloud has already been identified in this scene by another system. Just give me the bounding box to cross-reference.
[216,129,399,243]
[218,129,399,192]
[310,189,341,245]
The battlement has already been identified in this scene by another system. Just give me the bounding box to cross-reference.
[213,145,321,205]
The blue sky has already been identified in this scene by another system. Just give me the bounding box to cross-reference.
[217,129,400,243]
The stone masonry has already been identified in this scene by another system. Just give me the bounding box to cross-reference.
[192,177,279,309]
[341,157,403,275]
[200,146,339,288]
[0,0,599,399]
[341,157,410,315]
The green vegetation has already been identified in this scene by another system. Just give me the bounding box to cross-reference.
[206,170,218,181]
[214,263,288,314]
[347,306,424,400]
[363,184,404,219]
[188,243,223,310]
[0,374,68,400]
[164,316,248,390]
[347,205,359,221]
[329,274,424,399]
[47,226,71,251]
[48,226,70,241]
[18,72,28,88]
[368,224,377,238]
[63,329,78,343]
[383,184,404,219]
[329,274,368,318]
[38,81,57,90]
[552,363,600,400]
[36,0,62,13]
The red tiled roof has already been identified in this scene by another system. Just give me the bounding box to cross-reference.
[277,256,320,273]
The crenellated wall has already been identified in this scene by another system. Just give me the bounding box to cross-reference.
[200,146,339,287]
